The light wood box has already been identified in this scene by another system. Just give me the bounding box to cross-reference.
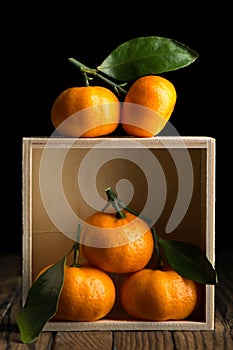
[22,136,216,331]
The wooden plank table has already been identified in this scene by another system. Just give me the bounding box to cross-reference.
[0,250,232,350]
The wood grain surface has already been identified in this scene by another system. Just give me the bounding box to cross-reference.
[0,250,232,349]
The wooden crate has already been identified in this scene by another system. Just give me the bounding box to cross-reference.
[22,136,216,331]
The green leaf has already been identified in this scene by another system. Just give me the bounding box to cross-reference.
[97,36,199,81]
[16,256,66,343]
[158,237,217,285]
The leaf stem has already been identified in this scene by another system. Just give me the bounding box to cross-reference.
[152,227,164,270]
[68,57,128,95]
[118,199,152,226]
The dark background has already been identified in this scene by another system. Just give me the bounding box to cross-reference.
[3,6,230,255]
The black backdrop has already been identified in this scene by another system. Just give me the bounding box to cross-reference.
[5,6,230,255]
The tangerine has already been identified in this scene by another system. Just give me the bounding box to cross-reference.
[121,75,177,137]
[80,210,154,274]
[120,267,199,321]
[51,86,120,137]
[36,264,116,322]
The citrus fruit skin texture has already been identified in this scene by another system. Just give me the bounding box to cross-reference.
[80,210,154,274]
[120,268,198,321]
[121,75,177,137]
[37,265,116,322]
[51,86,120,137]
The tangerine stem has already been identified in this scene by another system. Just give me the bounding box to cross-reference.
[103,188,151,225]
[103,187,152,225]
[83,72,89,87]
[105,187,126,219]
[70,224,82,267]
[68,57,128,95]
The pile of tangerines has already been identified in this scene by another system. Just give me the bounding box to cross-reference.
[36,188,200,323]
